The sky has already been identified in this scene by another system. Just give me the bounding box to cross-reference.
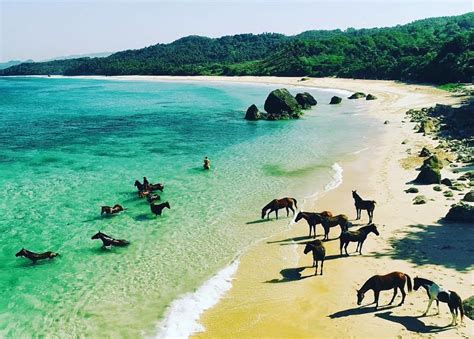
[0,0,472,62]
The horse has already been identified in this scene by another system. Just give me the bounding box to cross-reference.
[295,211,333,238]
[16,248,59,263]
[413,277,464,326]
[261,197,298,220]
[339,224,379,255]
[303,240,326,275]
[352,190,376,223]
[147,194,161,203]
[91,231,129,248]
[150,202,170,216]
[320,214,349,240]
[135,180,164,194]
[356,271,412,309]
[101,204,125,215]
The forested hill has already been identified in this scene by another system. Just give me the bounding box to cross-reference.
[1,13,472,84]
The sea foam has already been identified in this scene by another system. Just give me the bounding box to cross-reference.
[155,259,240,339]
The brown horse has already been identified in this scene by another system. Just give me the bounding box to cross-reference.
[91,231,129,248]
[304,240,326,275]
[352,190,376,223]
[295,211,333,237]
[320,214,349,240]
[16,248,59,263]
[261,197,298,220]
[101,204,125,215]
[340,224,379,255]
[357,271,412,309]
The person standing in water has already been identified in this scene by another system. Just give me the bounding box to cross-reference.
[203,156,211,170]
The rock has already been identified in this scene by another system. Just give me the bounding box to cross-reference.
[463,296,474,320]
[418,118,438,134]
[433,185,442,192]
[264,88,302,118]
[443,190,454,197]
[366,94,377,100]
[441,178,453,186]
[419,147,431,157]
[450,184,466,191]
[405,187,419,193]
[295,92,317,109]
[244,104,261,120]
[415,167,441,184]
[413,195,427,205]
[299,77,310,82]
[445,202,474,223]
[421,155,443,170]
[463,191,474,202]
[329,96,342,105]
[459,171,474,181]
[348,92,366,99]
[384,120,390,125]
[401,139,408,145]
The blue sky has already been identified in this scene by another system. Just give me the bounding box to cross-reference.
[0,0,472,62]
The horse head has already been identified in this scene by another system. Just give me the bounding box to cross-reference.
[164,202,171,209]
[91,231,104,240]
[134,180,142,188]
[352,190,358,198]
[15,248,26,257]
[303,242,313,255]
[413,277,422,291]
[356,289,365,305]
[295,212,304,222]
[370,224,380,236]
[261,207,267,219]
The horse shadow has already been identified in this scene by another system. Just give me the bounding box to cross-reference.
[371,222,473,272]
[329,304,397,318]
[267,235,313,244]
[246,219,272,225]
[134,214,155,222]
[265,266,313,283]
[375,311,452,333]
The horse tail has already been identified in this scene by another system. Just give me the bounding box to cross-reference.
[372,201,377,205]
[405,273,413,292]
[293,198,298,209]
[451,291,464,321]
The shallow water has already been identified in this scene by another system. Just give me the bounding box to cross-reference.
[0,77,379,337]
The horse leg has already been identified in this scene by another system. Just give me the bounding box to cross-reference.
[422,298,434,316]
[340,239,344,255]
[388,288,398,305]
[359,240,364,255]
[286,207,289,217]
[275,209,279,220]
[374,290,380,309]
[314,260,318,276]
[399,286,406,306]
[344,242,349,256]
[320,259,324,275]
[436,299,440,315]
[289,205,295,216]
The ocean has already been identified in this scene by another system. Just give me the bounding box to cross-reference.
[0,77,379,337]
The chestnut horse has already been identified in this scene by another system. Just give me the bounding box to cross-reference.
[261,197,297,220]
[320,214,349,240]
[304,240,326,275]
[352,190,376,223]
[357,271,412,309]
[16,248,59,263]
[295,211,333,238]
[339,224,379,255]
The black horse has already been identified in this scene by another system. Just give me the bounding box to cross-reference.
[91,231,130,248]
[134,180,164,192]
[16,248,59,263]
[414,277,464,326]
[352,190,376,223]
[150,202,170,216]
[303,240,326,275]
[339,224,379,255]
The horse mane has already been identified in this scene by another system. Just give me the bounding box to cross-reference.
[359,276,376,293]
[415,277,434,286]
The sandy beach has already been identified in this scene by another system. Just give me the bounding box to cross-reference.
[135,76,474,338]
[53,75,473,337]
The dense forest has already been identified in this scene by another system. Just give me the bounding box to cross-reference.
[1,13,472,84]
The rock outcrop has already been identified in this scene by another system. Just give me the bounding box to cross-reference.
[463,191,474,202]
[421,155,443,170]
[295,92,317,109]
[264,88,302,119]
[463,296,474,320]
[329,96,342,105]
[445,202,474,223]
[366,94,377,100]
[348,92,366,99]
[415,167,441,184]
[244,104,261,120]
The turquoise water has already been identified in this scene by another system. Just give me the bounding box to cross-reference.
[0,77,378,337]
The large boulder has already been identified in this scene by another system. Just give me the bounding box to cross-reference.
[330,96,342,105]
[244,104,261,120]
[348,92,366,99]
[295,92,317,109]
[366,94,377,100]
[264,88,301,118]
[419,147,431,157]
[418,118,438,134]
[463,296,474,320]
[415,167,441,184]
[445,202,474,223]
[463,191,474,202]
